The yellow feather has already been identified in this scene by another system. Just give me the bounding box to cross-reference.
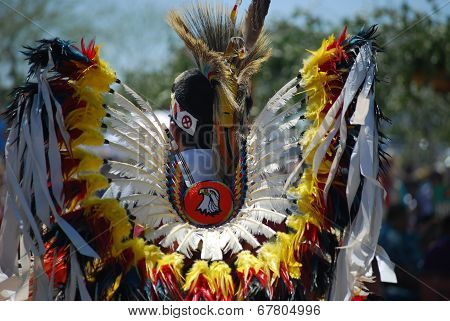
[235,250,265,281]
[71,129,104,147]
[276,233,302,279]
[258,233,302,281]
[157,253,185,284]
[79,174,108,197]
[145,245,163,274]
[300,34,340,149]
[75,47,116,92]
[183,260,213,292]
[210,261,234,299]
[105,274,122,300]
[73,85,104,106]
[257,242,281,280]
[71,148,103,174]
[65,106,106,131]
[83,198,131,257]
[119,238,146,265]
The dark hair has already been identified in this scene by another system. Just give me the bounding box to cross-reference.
[172,69,215,149]
[172,69,214,124]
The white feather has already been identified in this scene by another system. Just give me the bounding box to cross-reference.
[247,197,292,213]
[230,223,260,248]
[118,86,167,140]
[130,203,174,218]
[253,77,299,127]
[108,179,166,197]
[247,185,284,199]
[106,130,160,169]
[219,227,243,255]
[252,142,300,169]
[248,173,288,188]
[236,217,276,238]
[106,141,164,176]
[176,229,202,258]
[140,213,179,227]
[253,101,303,136]
[201,231,223,261]
[240,207,286,224]
[145,222,181,241]
[118,193,168,208]
[103,111,165,150]
[107,160,165,187]
[160,223,191,248]
[112,92,166,141]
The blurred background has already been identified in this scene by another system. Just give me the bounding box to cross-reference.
[0,0,448,300]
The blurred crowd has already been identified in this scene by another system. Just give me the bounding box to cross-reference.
[380,154,450,300]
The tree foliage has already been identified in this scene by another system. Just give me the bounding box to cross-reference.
[0,0,93,103]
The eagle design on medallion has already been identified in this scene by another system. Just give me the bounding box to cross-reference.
[197,188,221,215]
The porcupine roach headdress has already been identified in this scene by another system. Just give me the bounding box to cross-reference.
[0,1,395,301]
[167,0,272,180]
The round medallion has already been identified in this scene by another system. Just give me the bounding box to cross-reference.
[183,181,234,226]
[181,115,192,129]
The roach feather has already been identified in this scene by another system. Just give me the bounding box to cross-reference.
[242,0,271,50]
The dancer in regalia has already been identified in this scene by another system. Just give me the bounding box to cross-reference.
[0,0,394,301]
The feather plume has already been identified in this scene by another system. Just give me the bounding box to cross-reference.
[219,227,243,255]
[241,207,286,224]
[106,178,165,197]
[242,0,271,50]
[167,8,233,87]
[145,222,182,242]
[201,231,223,261]
[160,223,191,248]
[117,194,166,208]
[121,84,168,138]
[140,213,179,228]
[177,229,202,258]
[103,110,164,148]
[107,161,165,186]
[230,223,260,248]
[236,217,276,238]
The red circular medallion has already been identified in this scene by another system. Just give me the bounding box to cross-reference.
[183,181,234,226]
[181,115,192,129]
